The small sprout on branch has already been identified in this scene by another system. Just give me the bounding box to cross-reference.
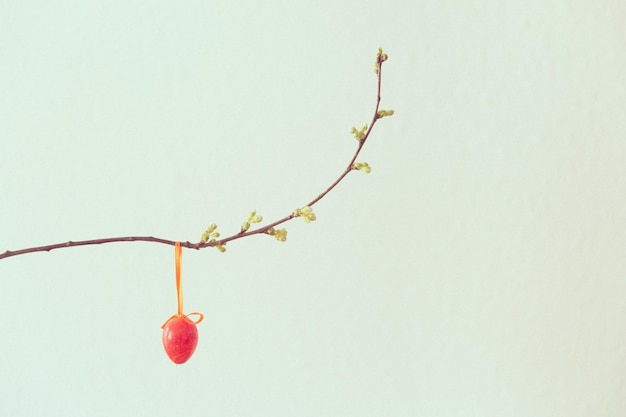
[266,227,288,242]
[200,224,220,243]
[216,244,227,253]
[351,124,368,141]
[376,109,395,119]
[353,162,372,173]
[274,228,288,242]
[375,47,388,74]
[293,206,317,223]
[241,210,263,232]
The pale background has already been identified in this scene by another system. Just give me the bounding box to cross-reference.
[1,1,625,416]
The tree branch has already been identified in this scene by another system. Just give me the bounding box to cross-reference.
[1,49,393,261]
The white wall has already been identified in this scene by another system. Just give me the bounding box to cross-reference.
[1,1,625,416]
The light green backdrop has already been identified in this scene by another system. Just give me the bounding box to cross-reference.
[1,1,625,416]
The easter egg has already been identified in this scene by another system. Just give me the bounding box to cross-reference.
[162,315,199,364]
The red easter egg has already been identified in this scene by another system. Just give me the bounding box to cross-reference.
[162,315,199,364]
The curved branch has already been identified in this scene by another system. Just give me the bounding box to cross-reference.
[1,50,392,261]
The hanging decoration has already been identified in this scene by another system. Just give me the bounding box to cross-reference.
[0,49,393,366]
[161,242,204,364]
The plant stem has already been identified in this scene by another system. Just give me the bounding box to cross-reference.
[0,54,390,260]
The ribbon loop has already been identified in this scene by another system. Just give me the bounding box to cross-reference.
[185,312,204,325]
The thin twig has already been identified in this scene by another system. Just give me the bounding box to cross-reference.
[1,51,391,261]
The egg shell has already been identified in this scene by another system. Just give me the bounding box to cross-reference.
[162,315,199,364]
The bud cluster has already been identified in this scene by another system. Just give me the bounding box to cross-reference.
[241,210,263,233]
[353,162,371,173]
[293,206,317,223]
[266,227,288,242]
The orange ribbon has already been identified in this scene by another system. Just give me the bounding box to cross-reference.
[161,242,204,328]
[175,241,183,315]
